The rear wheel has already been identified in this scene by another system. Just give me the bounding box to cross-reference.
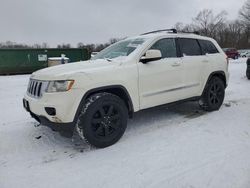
[247,69,250,80]
[76,93,128,148]
[200,77,225,111]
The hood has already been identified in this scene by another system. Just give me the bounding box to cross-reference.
[31,59,120,80]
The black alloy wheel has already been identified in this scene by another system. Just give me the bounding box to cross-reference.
[200,77,225,111]
[208,79,224,106]
[91,104,121,139]
[76,93,128,148]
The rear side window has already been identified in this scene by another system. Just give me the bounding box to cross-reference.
[199,40,219,54]
[150,38,177,58]
[179,38,202,56]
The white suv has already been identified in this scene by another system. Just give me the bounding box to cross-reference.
[23,29,229,148]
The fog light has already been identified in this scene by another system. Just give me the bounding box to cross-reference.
[45,107,56,116]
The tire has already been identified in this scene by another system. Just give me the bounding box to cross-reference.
[76,92,128,148]
[200,77,225,112]
[247,69,250,80]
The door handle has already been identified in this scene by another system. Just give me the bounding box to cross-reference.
[171,62,181,67]
[202,60,209,63]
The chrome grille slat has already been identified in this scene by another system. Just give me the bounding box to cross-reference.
[27,81,31,93]
[28,80,32,93]
[33,82,38,96]
[31,81,35,94]
[30,81,34,95]
[29,81,32,93]
[31,82,35,95]
[37,83,42,97]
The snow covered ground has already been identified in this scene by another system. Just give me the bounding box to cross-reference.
[1,58,250,188]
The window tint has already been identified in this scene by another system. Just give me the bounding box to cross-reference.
[150,38,177,58]
[179,38,201,56]
[199,40,219,54]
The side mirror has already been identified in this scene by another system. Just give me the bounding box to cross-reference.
[140,49,162,64]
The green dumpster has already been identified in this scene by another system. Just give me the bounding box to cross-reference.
[0,48,90,74]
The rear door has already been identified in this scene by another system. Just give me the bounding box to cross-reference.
[178,38,206,97]
[198,39,222,86]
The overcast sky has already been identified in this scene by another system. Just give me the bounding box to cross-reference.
[0,0,246,47]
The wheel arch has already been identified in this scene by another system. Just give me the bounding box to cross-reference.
[73,85,134,122]
[202,71,227,94]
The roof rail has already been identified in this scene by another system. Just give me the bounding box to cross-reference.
[141,29,200,35]
[141,29,177,35]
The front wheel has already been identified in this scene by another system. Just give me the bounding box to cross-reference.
[200,77,225,111]
[76,93,128,148]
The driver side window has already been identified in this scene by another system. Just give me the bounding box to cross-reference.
[150,38,177,58]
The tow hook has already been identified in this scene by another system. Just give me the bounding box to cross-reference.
[34,123,40,127]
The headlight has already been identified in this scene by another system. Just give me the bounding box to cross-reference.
[46,80,75,93]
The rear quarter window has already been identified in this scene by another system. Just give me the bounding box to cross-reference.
[179,38,201,56]
[199,40,219,54]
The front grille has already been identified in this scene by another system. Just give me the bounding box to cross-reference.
[27,79,47,98]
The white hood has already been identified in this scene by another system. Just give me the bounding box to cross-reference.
[31,59,119,80]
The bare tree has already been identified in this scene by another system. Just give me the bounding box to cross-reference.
[193,9,227,38]
[109,38,122,44]
[77,42,84,48]
[57,43,71,49]
[33,43,42,48]
[226,20,244,48]
[239,0,250,25]
[41,42,49,48]
[238,0,250,48]
[0,41,31,48]
[174,22,195,32]
[76,38,122,53]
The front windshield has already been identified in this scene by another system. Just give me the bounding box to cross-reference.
[92,38,146,60]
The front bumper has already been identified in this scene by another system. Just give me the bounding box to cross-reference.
[23,88,83,123]
[23,88,84,136]
[23,98,75,136]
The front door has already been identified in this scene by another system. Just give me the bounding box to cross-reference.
[138,38,184,109]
